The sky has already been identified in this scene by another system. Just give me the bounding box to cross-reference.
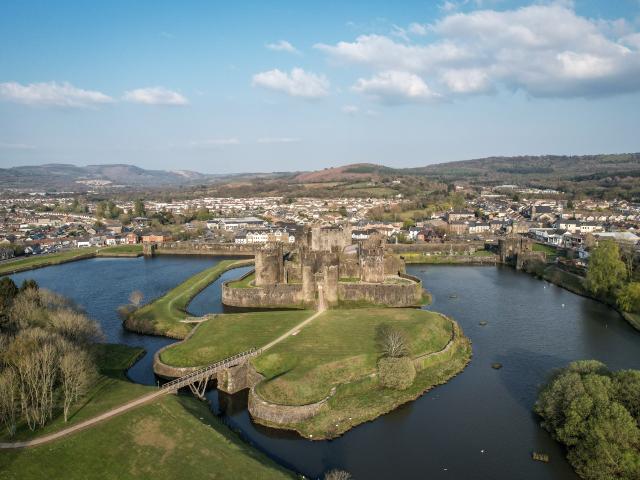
[1,0,640,174]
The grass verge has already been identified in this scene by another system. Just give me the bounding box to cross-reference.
[124,259,253,338]
[0,248,98,276]
[96,244,143,257]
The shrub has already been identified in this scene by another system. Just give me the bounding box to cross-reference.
[378,356,416,390]
[616,282,640,312]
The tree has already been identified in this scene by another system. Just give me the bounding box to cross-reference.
[376,324,410,358]
[616,282,640,312]
[324,470,352,480]
[129,290,144,307]
[0,369,19,437]
[19,279,39,293]
[535,361,640,480]
[585,240,626,296]
[618,240,637,281]
[60,349,93,422]
[133,199,146,217]
[0,277,18,315]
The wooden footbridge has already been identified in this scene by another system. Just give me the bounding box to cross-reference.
[161,347,261,399]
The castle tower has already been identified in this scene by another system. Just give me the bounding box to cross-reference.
[359,246,385,283]
[323,265,339,306]
[255,243,285,286]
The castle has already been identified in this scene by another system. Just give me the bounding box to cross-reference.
[222,225,424,309]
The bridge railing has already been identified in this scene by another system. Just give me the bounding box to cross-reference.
[161,347,261,391]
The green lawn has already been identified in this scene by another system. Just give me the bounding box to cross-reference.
[227,271,256,288]
[0,248,98,276]
[252,308,453,406]
[125,259,253,338]
[160,310,312,367]
[398,251,498,264]
[0,395,294,480]
[533,242,559,260]
[0,344,149,442]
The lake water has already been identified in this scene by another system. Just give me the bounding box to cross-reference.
[11,260,640,479]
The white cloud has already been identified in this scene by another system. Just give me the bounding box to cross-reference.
[408,22,428,36]
[123,87,188,105]
[0,142,36,150]
[341,104,359,114]
[257,137,300,144]
[0,81,113,107]
[266,40,300,54]
[252,68,330,98]
[352,71,440,103]
[187,138,239,148]
[316,4,640,99]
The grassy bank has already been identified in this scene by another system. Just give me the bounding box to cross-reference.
[160,310,312,367]
[227,271,256,288]
[0,344,149,443]
[124,259,253,338]
[0,394,294,480]
[398,251,498,264]
[0,248,98,276]
[0,245,145,277]
[253,309,453,406]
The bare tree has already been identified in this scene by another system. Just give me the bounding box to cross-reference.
[0,369,19,437]
[376,324,410,358]
[60,349,94,422]
[129,290,144,307]
[324,470,352,480]
[48,309,103,345]
[619,240,637,281]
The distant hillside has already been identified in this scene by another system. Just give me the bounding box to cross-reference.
[410,153,640,186]
[0,163,219,191]
[293,163,396,183]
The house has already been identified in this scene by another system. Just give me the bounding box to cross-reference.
[125,232,139,244]
[141,234,171,243]
[447,221,469,235]
[211,217,266,231]
[447,211,475,222]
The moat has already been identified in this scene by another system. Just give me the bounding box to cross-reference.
[10,257,640,479]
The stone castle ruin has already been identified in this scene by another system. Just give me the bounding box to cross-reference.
[222,225,423,309]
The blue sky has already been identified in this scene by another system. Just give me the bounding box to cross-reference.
[1,0,640,174]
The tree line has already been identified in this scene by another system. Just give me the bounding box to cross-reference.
[0,278,102,436]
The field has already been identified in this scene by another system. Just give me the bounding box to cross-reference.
[160,310,312,367]
[0,344,149,443]
[532,242,559,260]
[0,395,293,480]
[252,308,453,405]
[125,259,253,338]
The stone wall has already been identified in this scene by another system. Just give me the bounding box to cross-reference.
[248,385,334,426]
[338,279,423,307]
[384,254,405,275]
[359,247,385,283]
[217,362,263,394]
[222,281,304,308]
[156,241,258,256]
